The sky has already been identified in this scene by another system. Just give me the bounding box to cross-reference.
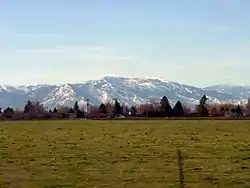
[1,0,250,87]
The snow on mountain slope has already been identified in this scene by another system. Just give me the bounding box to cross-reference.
[205,84,250,98]
[0,76,249,109]
[42,84,77,108]
[0,85,8,92]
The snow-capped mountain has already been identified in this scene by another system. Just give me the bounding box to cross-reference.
[205,84,250,99]
[0,76,249,110]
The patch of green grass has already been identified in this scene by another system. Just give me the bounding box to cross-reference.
[0,120,250,188]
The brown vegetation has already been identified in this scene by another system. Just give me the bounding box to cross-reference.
[0,96,249,120]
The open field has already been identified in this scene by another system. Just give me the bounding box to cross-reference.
[0,120,250,188]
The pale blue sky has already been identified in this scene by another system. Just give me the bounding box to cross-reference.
[1,0,250,87]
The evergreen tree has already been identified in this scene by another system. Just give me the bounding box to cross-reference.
[197,95,208,117]
[235,105,243,117]
[120,105,124,115]
[4,107,14,119]
[172,101,184,117]
[160,96,172,117]
[76,109,84,118]
[80,110,85,118]
[73,101,80,113]
[99,103,107,114]
[49,109,52,113]
[53,107,58,113]
[124,105,130,115]
[24,100,32,113]
[130,105,137,116]
[73,101,84,118]
[220,107,225,113]
[200,95,207,106]
[113,99,122,116]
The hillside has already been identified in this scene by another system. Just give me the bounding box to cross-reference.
[0,76,249,109]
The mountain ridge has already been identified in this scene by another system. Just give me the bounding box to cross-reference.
[0,76,249,109]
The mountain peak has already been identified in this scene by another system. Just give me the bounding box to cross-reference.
[0,77,249,109]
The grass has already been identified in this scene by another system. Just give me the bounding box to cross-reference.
[0,120,250,188]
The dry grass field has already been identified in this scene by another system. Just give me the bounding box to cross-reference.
[0,120,250,188]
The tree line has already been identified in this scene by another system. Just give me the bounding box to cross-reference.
[0,95,248,120]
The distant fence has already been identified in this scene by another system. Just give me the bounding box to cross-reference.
[2,150,249,187]
[176,150,250,187]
